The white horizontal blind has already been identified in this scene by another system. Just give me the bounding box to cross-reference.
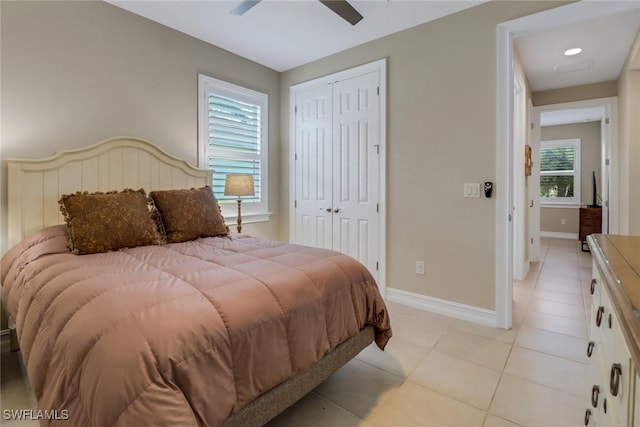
[207,94,261,203]
[540,139,580,204]
[540,144,575,173]
[198,74,269,217]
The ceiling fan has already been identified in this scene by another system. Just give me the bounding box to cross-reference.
[230,0,364,26]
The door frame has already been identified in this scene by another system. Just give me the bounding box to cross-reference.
[532,97,619,234]
[289,58,388,294]
[496,1,635,328]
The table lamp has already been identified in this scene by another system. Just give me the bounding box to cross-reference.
[224,174,255,233]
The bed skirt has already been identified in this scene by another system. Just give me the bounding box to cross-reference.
[222,325,375,426]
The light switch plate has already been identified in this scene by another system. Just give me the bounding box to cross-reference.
[464,183,480,198]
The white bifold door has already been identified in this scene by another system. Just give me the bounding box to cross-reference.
[293,70,381,283]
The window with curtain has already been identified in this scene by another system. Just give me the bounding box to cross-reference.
[198,75,269,221]
[540,138,581,206]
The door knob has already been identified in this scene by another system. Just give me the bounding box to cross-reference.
[326,208,332,212]
[334,208,342,213]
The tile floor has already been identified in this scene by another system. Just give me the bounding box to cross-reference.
[1,238,592,426]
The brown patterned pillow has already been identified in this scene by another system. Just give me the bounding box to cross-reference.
[59,189,163,255]
[150,186,228,243]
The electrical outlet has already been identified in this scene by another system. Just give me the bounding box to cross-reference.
[416,261,425,275]
[561,218,567,225]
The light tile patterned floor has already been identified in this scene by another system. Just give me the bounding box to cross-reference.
[1,238,591,426]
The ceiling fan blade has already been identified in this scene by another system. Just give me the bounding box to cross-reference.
[230,0,261,16]
[319,0,363,26]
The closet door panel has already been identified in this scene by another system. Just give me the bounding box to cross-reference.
[294,84,333,249]
[332,72,380,273]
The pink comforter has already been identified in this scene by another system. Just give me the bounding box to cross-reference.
[1,225,391,426]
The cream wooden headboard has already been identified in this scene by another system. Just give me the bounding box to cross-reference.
[6,137,212,248]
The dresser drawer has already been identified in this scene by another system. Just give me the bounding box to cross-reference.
[590,263,603,341]
[587,341,619,427]
[610,316,633,427]
[595,271,633,427]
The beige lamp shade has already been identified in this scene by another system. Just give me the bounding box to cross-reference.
[224,174,255,197]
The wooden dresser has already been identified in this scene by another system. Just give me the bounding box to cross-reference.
[580,207,602,252]
[586,234,640,427]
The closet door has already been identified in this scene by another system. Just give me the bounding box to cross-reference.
[293,70,381,281]
[294,83,333,249]
[332,72,380,274]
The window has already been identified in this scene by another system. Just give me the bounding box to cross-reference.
[198,75,269,221]
[539,138,581,206]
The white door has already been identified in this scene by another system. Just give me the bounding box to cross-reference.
[512,71,528,281]
[332,72,380,274]
[294,83,333,249]
[293,71,381,281]
[529,100,541,262]
[600,114,610,233]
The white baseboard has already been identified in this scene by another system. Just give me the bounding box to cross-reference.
[386,288,496,327]
[540,231,579,240]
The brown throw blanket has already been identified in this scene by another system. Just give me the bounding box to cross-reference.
[1,225,391,426]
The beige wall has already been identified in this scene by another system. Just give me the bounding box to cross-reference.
[0,1,282,255]
[280,1,566,310]
[618,29,640,235]
[539,121,601,234]
[540,208,579,234]
[532,80,618,106]
[1,0,575,315]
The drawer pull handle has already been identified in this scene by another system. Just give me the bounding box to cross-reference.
[604,397,607,414]
[587,341,595,357]
[584,409,591,426]
[591,385,600,407]
[590,278,596,295]
[608,313,612,328]
[610,363,622,396]
[596,306,604,327]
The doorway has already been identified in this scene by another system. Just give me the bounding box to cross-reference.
[532,98,618,238]
[496,1,635,329]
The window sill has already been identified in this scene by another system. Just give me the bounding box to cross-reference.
[223,211,272,225]
[540,203,580,209]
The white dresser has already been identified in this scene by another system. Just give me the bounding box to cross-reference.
[586,235,640,427]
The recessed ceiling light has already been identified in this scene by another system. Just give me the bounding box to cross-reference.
[564,48,582,56]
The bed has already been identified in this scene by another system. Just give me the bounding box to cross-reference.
[1,137,391,427]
